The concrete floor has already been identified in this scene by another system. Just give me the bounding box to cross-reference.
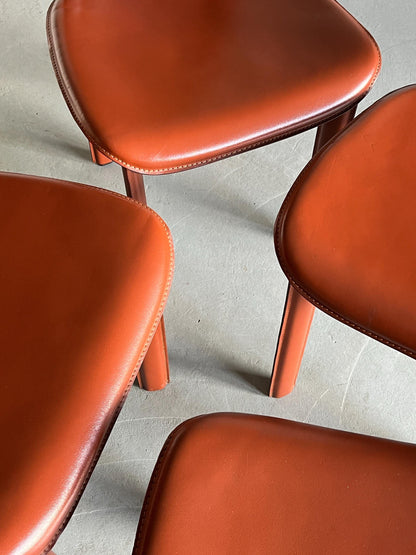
[1,0,415,553]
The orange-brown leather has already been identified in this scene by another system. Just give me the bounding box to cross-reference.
[0,173,173,554]
[47,0,380,174]
[133,413,416,554]
[276,85,416,360]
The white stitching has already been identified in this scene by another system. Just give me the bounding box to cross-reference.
[46,1,381,175]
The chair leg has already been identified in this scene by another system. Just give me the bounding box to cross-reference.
[89,141,112,166]
[137,317,170,390]
[270,105,358,398]
[122,167,147,203]
[122,167,170,391]
[312,105,357,155]
[269,285,315,397]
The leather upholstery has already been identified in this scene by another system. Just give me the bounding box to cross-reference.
[133,413,416,554]
[275,85,416,359]
[0,173,173,554]
[47,0,380,174]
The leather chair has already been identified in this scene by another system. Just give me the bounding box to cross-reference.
[271,85,416,396]
[0,173,173,554]
[133,413,416,554]
[46,0,381,393]
[134,86,416,555]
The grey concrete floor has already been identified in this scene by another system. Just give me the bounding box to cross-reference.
[1,1,415,553]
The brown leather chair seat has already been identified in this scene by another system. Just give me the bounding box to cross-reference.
[133,413,416,554]
[0,173,173,554]
[47,0,380,174]
[47,0,381,395]
[271,85,416,396]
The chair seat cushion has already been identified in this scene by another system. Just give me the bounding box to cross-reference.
[275,85,416,359]
[134,413,416,554]
[0,173,173,555]
[47,0,379,174]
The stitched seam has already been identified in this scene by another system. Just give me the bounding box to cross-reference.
[131,416,206,553]
[41,187,174,555]
[43,242,173,554]
[12,171,173,252]
[275,216,416,359]
[274,107,415,362]
[131,426,180,553]
[47,2,380,175]
[285,275,416,359]
[333,0,382,92]
[20,175,174,273]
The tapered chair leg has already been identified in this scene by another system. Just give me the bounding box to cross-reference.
[89,141,112,166]
[270,106,357,398]
[269,285,315,397]
[312,105,357,155]
[122,167,170,391]
[137,317,170,390]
